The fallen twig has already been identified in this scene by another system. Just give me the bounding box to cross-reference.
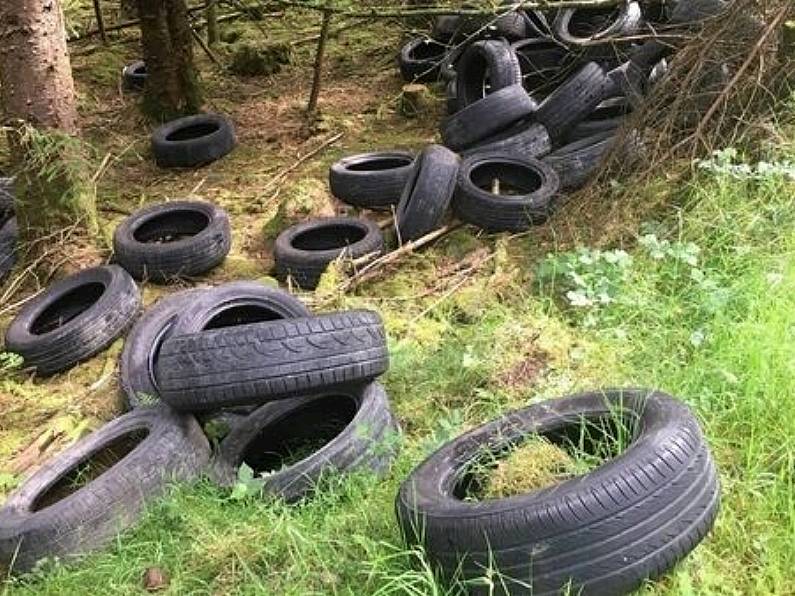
[342,222,462,290]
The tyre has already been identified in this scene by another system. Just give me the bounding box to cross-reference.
[274,217,385,290]
[399,38,448,82]
[155,310,389,411]
[543,130,618,191]
[452,153,559,232]
[0,407,209,575]
[565,96,632,143]
[455,39,521,108]
[669,0,728,23]
[440,44,465,82]
[4,265,141,376]
[0,177,13,221]
[122,60,147,91]
[461,120,551,160]
[553,2,643,44]
[511,39,572,98]
[151,113,236,168]
[441,84,536,151]
[395,145,460,243]
[113,200,232,283]
[329,151,415,210]
[445,78,461,115]
[534,62,611,145]
[211,382,401,502]
[119,289,203,410]
[396,389,720,596]
[0,217,17,280]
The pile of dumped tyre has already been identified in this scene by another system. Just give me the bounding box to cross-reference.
[0,3,726,592]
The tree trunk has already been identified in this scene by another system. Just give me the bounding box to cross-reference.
[0,0,96,246]
[137,0,202,121]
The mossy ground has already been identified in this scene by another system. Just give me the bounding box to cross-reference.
[1,6,795,595]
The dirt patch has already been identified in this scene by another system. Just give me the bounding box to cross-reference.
[497,348,549,389]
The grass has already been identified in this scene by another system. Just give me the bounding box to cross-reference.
[4,147,794,595]
[2,7,795,594]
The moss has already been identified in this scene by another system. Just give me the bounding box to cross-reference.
[480,437,584,499]
[229,43,292,77]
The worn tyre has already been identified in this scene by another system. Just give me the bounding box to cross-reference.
[535,62,611,144]
[512,39,572,98]
[543,131,618,191]
[274,217,385,290]
[0,217,17,280]
[155,310,389,411]
[5,265,141,376]
[455,39,521,108]
[329,151,415,210]
[461,120,551,159]
[211,382,400,502]
[113,200,232,282]
[0,407,209,575]
[122,60,147,91]
[152,113,236,168]
[441,84,536,151]
[397,389,720,596]
[553,2,643,44]
[0,177,14,221]
[453,153,559,232]
[566,96,632,142]
[395,145,459,242]
[399,38,448,82]
[119,289,203,410]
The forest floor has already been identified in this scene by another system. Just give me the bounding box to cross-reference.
[1,7,795,596]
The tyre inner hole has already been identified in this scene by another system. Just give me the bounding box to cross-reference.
[166,122,220,142]
[471,162,543,196]
[133,210,210,243]
[241,395,358,473]
[30,282,105,335]
[292,224,367,251]
[32,429,149,511]
[410,40,447,61]
[455,412,638,501]
[203,304,286,329]
[347,157,412,172]
[569,7,621,36]
[134,64,147,75]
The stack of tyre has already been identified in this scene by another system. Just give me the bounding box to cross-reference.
[0,201,399,574]
[285,0,728,276]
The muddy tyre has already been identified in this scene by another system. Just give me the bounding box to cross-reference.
[396,389,720,596]
[4,265,141,376]
[274,217,385,290]
[155,310,389,411]
[395,145,460,242]
[211,382,400,502]
[543,130,619,191]
[453,153,559,232]
[329,151,415,210]
[113,200,232,282]
[152,113,236,168]
[0,407,210,575]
